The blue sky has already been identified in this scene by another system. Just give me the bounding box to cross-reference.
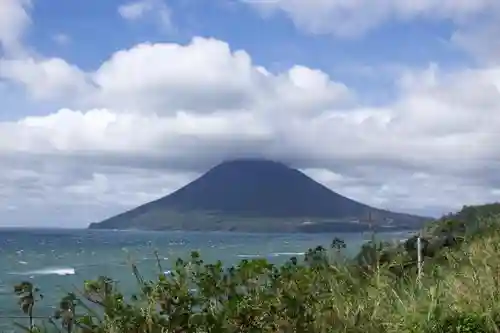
[23,0,472,106]
[1,0,500,227]
[28,0,460,67]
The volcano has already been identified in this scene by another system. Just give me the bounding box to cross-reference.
[88,159,429,232]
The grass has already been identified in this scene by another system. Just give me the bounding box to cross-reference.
[11,204,500,333]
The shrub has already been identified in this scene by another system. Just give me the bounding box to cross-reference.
[11,206,500,333]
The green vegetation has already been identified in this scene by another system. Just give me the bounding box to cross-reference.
[13,203,500,333]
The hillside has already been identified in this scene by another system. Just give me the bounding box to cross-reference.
[88,159,429,232]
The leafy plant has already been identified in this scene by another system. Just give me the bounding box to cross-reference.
[13,281,43,331]
[11,203,500,333]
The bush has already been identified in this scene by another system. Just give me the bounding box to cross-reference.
[11,207,500,333]
[431,313,489,333]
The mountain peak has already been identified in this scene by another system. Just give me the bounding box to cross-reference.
[89,158,428,232]
[207,158,291,175]
[213,158,289,169]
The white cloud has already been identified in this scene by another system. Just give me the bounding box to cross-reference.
[244,0,500,67]
[52,33,70,45]
[0,56,92,100]
[240,0,500,69]
[452,21,500,65]
[1,37,351,114]
[1,36,500,227]
[119,1,151,20]
[0,157,198,227]
[0,0,31,54]
[242,0,500,37]
[6,0,500,228]
[118,0,173,32]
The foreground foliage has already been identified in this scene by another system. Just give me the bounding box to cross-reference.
[12,203,500,333]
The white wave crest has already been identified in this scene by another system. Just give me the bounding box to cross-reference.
[237,254,263,258]
[238,252,305,258]
[10,267,76,276]
[270,252,305,257]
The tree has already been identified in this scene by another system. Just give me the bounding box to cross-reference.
[331,237,346,251]
[13,281,42,331]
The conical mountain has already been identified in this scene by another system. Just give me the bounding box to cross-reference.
[89,159,428,232]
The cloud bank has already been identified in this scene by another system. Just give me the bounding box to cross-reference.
[1,0,500,226]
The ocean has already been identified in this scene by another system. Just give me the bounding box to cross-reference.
[0,228,413,331]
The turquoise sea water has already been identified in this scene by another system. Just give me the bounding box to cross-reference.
[0,228,414,331]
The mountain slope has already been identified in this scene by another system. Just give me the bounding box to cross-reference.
[89,159,429,232]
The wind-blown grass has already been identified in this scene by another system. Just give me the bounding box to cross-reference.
[11,204,500,333]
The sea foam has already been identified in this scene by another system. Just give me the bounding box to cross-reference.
[237,252,305,259]
[270,252,305,257]
[10,267,76,276]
